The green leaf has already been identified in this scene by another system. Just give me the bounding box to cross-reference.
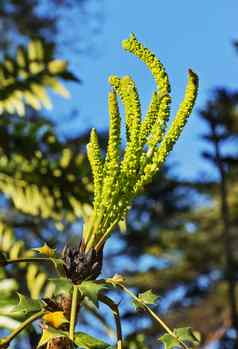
[78,281,108,306]
[37,326,68,348]
[49,257,66,277]
[159,327,200,349]
[133,290,159,309]
[175,327,200,346]
[50,278,73,295]
[74,331,110,349]
[10,293,43,315]
[159,333,180,349]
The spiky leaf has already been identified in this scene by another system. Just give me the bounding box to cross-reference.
[159,327,200,349]
[159,334,181,349]
[74,332,110,349]
[78,281,108,306]
[37,326,68,348]
[133,289,159,309]
[11,293,43,315]
[50,278,73,295]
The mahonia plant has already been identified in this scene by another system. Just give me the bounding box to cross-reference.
[0,34,199,349]
[83,33,198,254]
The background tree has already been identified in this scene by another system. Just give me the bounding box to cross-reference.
[113,88,238,349]
[0,0,103,53]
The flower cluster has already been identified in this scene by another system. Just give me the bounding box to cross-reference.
[83,34,199,252]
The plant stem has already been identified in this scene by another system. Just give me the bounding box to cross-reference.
[0,310,45,348]
[118,284,189,349]
[98,294,123,349]
[2,257,54,266]
[69,285,78,341]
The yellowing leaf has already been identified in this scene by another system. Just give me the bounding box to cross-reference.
[37,326,68,348]
[106,274,125,287]
[43,311,68,329]
[48,60,68,74]
[43,77,70,98]
[33,243,56,257]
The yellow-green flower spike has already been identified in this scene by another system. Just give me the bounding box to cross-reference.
[118,76,142,185]
[122,33,171,97]
[101,90,121,208]
[122,34,171,148]
[135,69,198,193]
[83,35,199,253]
[87,128,104,212]
[109,75,141,142]
[156,69,198,158]
[147,94,171,149]
[139,92,160,147]
[106,90,121,168]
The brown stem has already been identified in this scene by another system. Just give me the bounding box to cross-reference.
[98,294,123,349]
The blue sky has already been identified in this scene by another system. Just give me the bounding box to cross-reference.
[53,0,238,179]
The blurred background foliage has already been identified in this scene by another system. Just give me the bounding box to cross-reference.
[0,1,238,349]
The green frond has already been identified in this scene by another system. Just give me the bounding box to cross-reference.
[0,39,75,116]
[87,129,104,212]
[0,174,55,219]
[0,223,56,298]
[28,40,44,61]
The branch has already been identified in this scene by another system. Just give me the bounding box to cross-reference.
[69,285,79,341]
[118,283,189,349]
[0,310,45,348]
[1,257,55,266]
[98,294,123,349]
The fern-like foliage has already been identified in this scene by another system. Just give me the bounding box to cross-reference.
[0,39,78,116]
[83,34,199,251]
[0,222,56,300]
[0,114,92,227]
[0,151,91,224]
